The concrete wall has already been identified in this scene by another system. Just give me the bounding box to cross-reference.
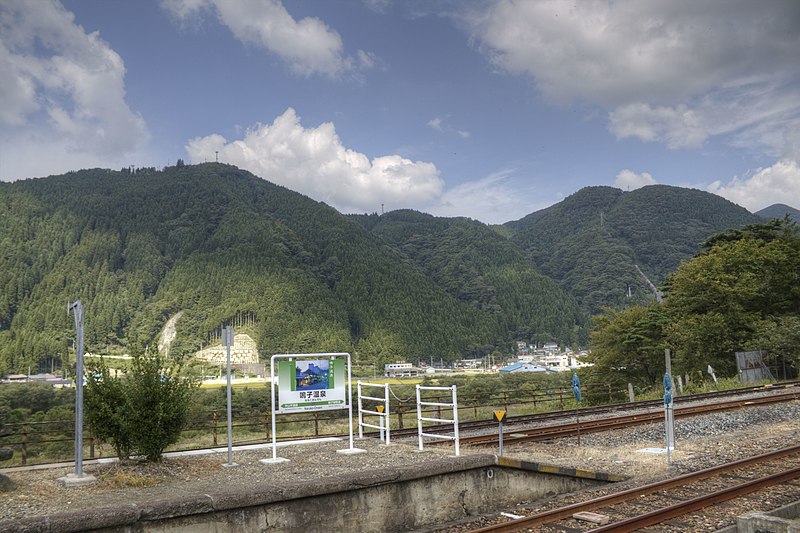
[5,455,615,533]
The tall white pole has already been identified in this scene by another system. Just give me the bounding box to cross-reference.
[357,381,364,439]
[384,382,391,445]
[270,355,278,460]
[69,301,85,478]
[452,385,460,457]
[347,353,355,451]
[224,326,236,467]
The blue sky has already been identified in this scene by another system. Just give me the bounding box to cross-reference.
[2,1,799,224]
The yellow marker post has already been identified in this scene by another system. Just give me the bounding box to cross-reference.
[376,405,386,441]
[493,410,507,456]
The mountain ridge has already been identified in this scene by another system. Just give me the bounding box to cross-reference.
[503,184,763,313]
[0,165,786,373]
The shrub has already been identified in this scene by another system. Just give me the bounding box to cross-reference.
[85,350,198,462]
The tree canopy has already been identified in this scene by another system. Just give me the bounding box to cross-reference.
[588,218,800,383]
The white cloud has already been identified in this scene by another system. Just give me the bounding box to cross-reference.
[473,1,800,106]
[363,0,391,15]
[609,104,707,149]
[426,116,470,138]
[427,117,443,131]
[469,1,800,156]
[708,159,800,211]
[0,0,147,180]
[614,169,657,191]
[185,108,444,213]
[162,0,372,78]
[427,170,544,224]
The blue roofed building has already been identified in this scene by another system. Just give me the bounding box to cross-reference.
[499,362,551,374]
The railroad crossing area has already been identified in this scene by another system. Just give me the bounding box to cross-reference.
[1,384,798,532]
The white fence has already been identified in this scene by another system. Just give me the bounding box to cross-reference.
[357,381,391,444]
[416,384,459,456]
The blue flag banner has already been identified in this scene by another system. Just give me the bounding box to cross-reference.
[663,372,673,406]
[572,372,581,403]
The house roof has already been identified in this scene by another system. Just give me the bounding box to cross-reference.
[499,362,549,373]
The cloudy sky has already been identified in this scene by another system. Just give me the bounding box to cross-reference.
[1,0,799,223]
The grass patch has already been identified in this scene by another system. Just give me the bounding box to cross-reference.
[97,463,161,489]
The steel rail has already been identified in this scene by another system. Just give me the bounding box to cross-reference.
[467,444,800,532]
[456,391,799,446]
[588,466,800,532]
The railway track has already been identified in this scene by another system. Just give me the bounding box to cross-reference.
[452,390,799,447]
[464,445,800,532]
[380,381,800,440]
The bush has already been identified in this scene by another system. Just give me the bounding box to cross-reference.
[85,350,198,462]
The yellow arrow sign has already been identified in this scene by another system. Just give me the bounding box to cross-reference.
[376,405,385,413]
[493,410,507,423]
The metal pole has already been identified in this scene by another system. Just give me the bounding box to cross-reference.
[225,326,235,466]
[384,382,391,445]
[69,301,85,478]
[452,385,460,457]
[498,419,504,456]
[357,381,364,439]
[664,348,672,379]
[347,353,355,451]
[416,385,423,451]
[271,355,278,460]
[665,404,672,465]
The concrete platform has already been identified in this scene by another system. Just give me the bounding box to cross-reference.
[0,454,621,532]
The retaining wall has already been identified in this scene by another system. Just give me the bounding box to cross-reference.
[2,454,621,533]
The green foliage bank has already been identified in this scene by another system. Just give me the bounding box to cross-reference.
[588,218,800,390]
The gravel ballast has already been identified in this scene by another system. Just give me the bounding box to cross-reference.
[1,399,798,528]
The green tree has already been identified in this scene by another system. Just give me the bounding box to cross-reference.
[84,359,133,459]
[85,350,198,461]
[588,304,666,389]
[664,219,800,376]
[356,329,405,367]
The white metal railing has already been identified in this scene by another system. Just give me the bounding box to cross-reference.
[357,381,391,444]
[416,384,459,456]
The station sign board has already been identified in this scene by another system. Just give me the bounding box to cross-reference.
[277,357,346,413]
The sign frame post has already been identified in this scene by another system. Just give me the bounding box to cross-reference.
[262,352,365,465]
[493,409,507,456]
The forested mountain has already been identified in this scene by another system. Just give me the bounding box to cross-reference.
[0,166,776,375]
[0,164,497,373]
[349,210,586,348]
[757,204,800,224]
[504,185,762,314]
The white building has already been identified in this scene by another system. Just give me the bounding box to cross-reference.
[384,362,419,377]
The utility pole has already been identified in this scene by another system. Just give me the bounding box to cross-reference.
[59,301,95,486]
[69,301,84,477]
